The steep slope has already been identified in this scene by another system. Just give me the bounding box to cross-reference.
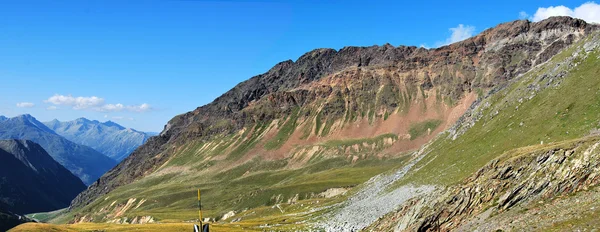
[364,25,600,231]
[66,17,597,226]
[0,115,117,185]
[44,118,152,162]
[0,139,86,215]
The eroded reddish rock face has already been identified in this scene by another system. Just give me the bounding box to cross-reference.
[71,16,597,210]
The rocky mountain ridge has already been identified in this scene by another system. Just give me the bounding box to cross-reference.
[68,16,598,225]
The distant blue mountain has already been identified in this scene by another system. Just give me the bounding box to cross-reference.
[44,118,152,162]
[0,115,116,185]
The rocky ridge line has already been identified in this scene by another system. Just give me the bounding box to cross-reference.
[70,16,597,210]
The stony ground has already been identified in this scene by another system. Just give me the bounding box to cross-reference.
[315,153,435,231]
[458,186,600,231]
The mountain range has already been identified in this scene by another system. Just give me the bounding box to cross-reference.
[9,16,600,231]
[0,115,116,185]
[44,118,153,162]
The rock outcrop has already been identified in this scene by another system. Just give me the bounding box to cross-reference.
[369,136,600,231]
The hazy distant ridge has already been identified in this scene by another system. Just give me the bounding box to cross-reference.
[44,118,153,162]
[0,114,116,185]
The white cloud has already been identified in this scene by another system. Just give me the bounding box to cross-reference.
[101,103,125,111]
[519,11,529,19]
[45,94,104,109]
[420,24,476,49]
[44,94,152,113]
[429,24,476,47]
[531,5,573,22]
[529,2,600,23]
[446,24,475,45]
[130,103,151,112]
[16,102,35,108]
[46,106,58,110]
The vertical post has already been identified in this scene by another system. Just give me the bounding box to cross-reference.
[198,189,202,227]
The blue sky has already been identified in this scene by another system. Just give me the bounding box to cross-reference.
[0,0,593,132]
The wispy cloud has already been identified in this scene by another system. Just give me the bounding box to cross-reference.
[112,116,134,121]
[526,2,600,23]
[100,103,152,112]
[438,24,476,46]
[16,102,35,108]
[44,94,152,113]
[421,24,476,49]
[46,106,58,110]
[519,11,529,19]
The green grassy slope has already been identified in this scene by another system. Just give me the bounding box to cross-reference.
[57,149,407,226]
[398,34,600,186]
